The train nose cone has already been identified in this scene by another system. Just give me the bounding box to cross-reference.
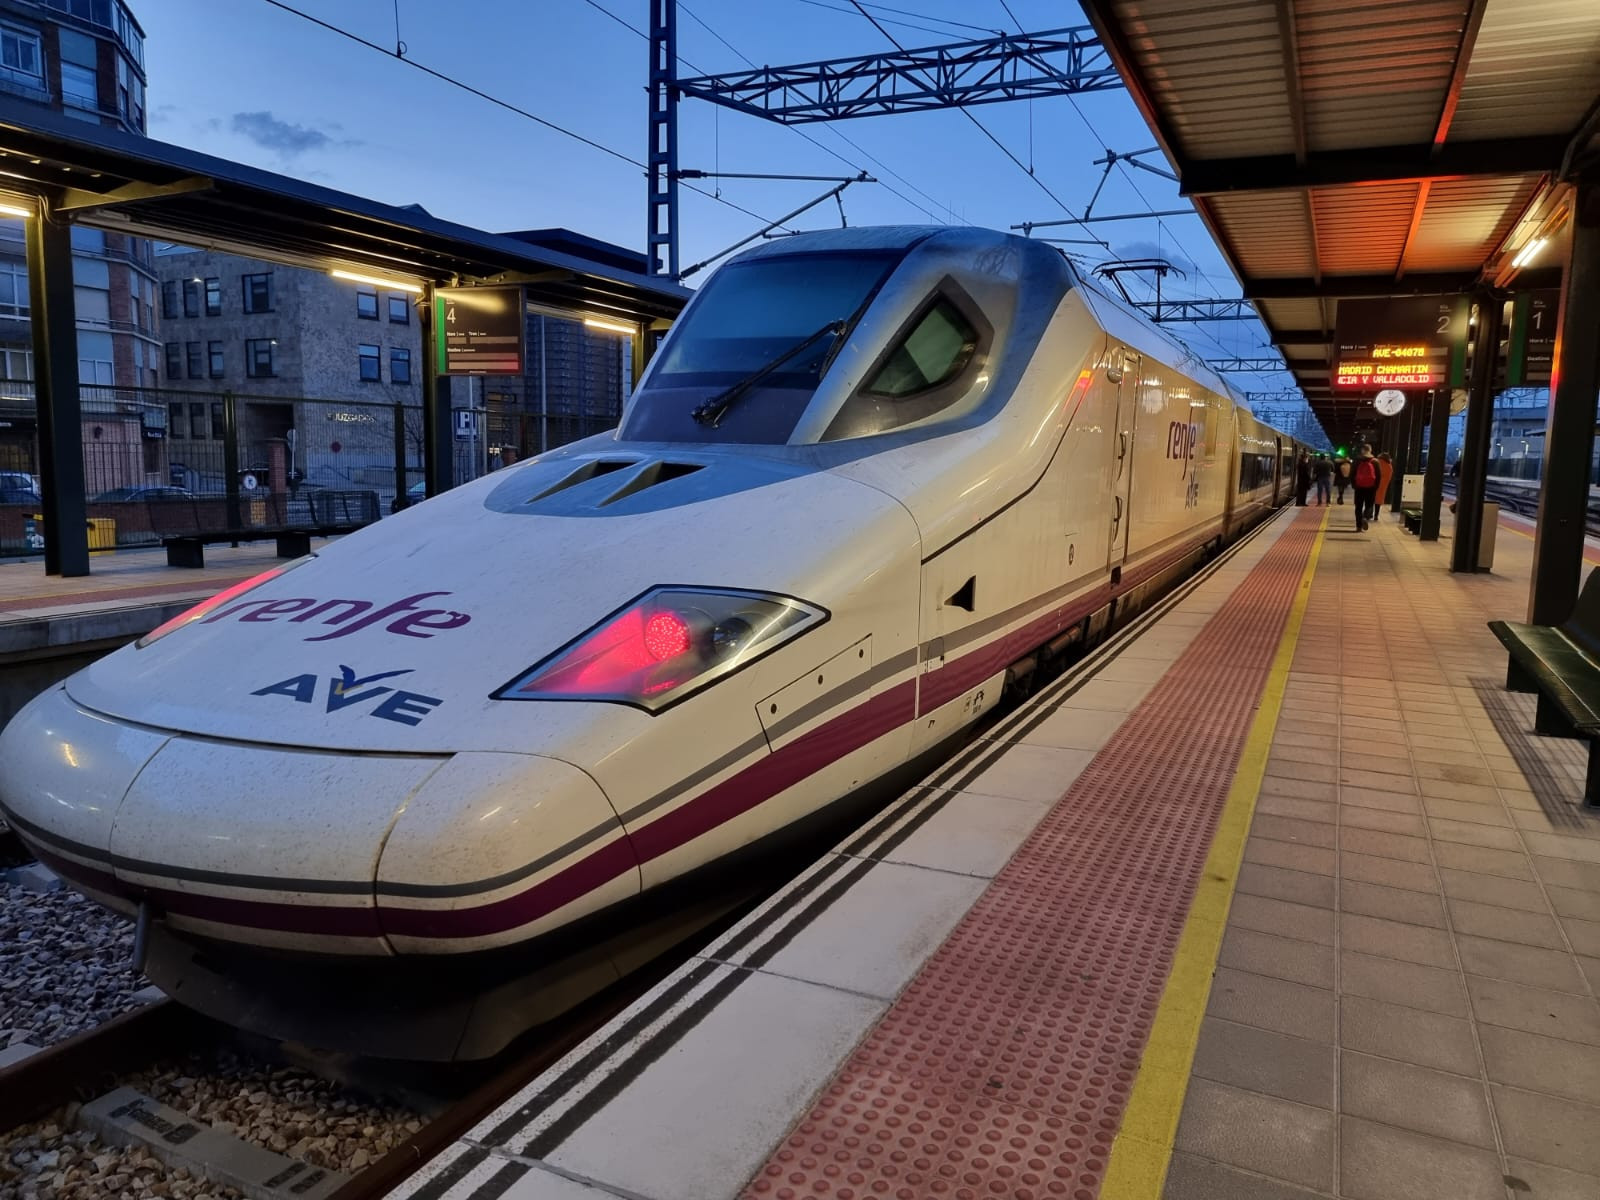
[0,685,641,959]
[0,685,167,910]
[374,752,642,954]
[109,737,450,953]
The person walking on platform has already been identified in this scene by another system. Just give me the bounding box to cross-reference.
[1295,451,1312,506]
[1352,445,1380,531]
[1313,454,1332,505]
[1334,454,1353,505]
[1374,452,1395,522]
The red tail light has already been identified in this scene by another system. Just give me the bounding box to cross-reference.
[494,587,827,713]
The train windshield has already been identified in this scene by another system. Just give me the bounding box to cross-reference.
[621,251,900,444]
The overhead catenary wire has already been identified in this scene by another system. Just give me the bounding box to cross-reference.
[258,0,783,231]
[790,0,1002,39]
[845,0,1105,244]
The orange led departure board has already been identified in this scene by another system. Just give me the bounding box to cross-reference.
[1332,296,1468,392]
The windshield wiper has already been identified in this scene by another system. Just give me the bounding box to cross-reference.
[691,319,846,428]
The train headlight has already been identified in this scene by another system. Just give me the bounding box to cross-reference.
[492,587,828,713]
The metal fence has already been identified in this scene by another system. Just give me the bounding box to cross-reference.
[0,383,500,556]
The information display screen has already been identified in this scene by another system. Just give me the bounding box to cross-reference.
[434,286,525,375]
[1332,296,1468,390]
[1507,289,1558,387]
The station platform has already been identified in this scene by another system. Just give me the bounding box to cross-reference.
[0,541,326,661]
[391,502,1600,1200]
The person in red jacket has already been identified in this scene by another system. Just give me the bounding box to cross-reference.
[1352,445,1381,531]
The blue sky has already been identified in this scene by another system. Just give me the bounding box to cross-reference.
[139,0,1296,395]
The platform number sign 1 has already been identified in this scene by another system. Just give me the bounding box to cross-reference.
[1508,289,1558,387]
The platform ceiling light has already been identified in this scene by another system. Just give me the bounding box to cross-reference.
[583,316,637,336]
[0,202,33,219]
[1510,237,1547,270]
[328,269,424,294]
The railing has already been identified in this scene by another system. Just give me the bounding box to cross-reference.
[0,381,635,557]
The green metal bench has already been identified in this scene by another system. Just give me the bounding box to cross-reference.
[1402,507,1423,534]
[1488,568,1600,808]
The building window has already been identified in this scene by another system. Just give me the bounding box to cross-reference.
[189,402,207,440]
[207,340,223,378]
[182,279,200,319]
[60,62,97,110]
[210,401,224,440]
[242,272,273,313]
[167,401,184,439]
[185,342,201,379]
[204,277,221,316]
[390,346,411,383]
[0,346,32,380]
[0,25,42,87]
[245,338,276,378]
[160,279,179,319]
[356,286,378,320]
[387,294,409,324]
[164,342,181,379]
[358,343,381,382]
[0,260,29,318]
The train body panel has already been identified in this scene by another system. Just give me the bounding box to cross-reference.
[0,225,1298,1056]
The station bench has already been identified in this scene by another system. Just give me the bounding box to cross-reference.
[1489,568,1600,808]
[1402,507,1423,533]
[147,490,379,568]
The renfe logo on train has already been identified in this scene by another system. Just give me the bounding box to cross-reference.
[1167,421,1202,476]
[199,591,471,642]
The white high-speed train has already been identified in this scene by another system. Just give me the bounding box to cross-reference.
[0,227,1299,1059]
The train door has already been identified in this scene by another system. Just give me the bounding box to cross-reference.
[1274,436,1284,504]
[1107,348,1140,569]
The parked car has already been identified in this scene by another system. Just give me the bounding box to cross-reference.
[390,480,426,514]
[0,471,39,498]
[0,484,39,505]
[92,486,194,502]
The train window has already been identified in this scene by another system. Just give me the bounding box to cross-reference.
[822,281,992,442]
[621,251,901,444]
[861,299,977,398]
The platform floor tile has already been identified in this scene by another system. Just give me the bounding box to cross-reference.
[1164,518,1600,1200]
[744,509,1325,1200]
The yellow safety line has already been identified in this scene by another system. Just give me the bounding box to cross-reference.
[1099,508,1327,1200]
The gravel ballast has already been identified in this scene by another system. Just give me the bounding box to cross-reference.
[0,878,148,1049]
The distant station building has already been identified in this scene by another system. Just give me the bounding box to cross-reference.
[0,0,156,492]
[152,246,424,493]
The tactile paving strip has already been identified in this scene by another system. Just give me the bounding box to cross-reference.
[745,510,1321,1200]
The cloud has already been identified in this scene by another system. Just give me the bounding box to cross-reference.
[230,111,349,158]
[1107,240,1197,277]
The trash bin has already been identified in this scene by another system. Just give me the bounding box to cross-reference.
[1478,502,1498,571]
[87,517,116,553]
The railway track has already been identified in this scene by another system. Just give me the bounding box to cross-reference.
[0,964,691,1199]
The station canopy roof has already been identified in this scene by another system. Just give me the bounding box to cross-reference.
[1081,0,1600,444]
[0,98,689,324]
